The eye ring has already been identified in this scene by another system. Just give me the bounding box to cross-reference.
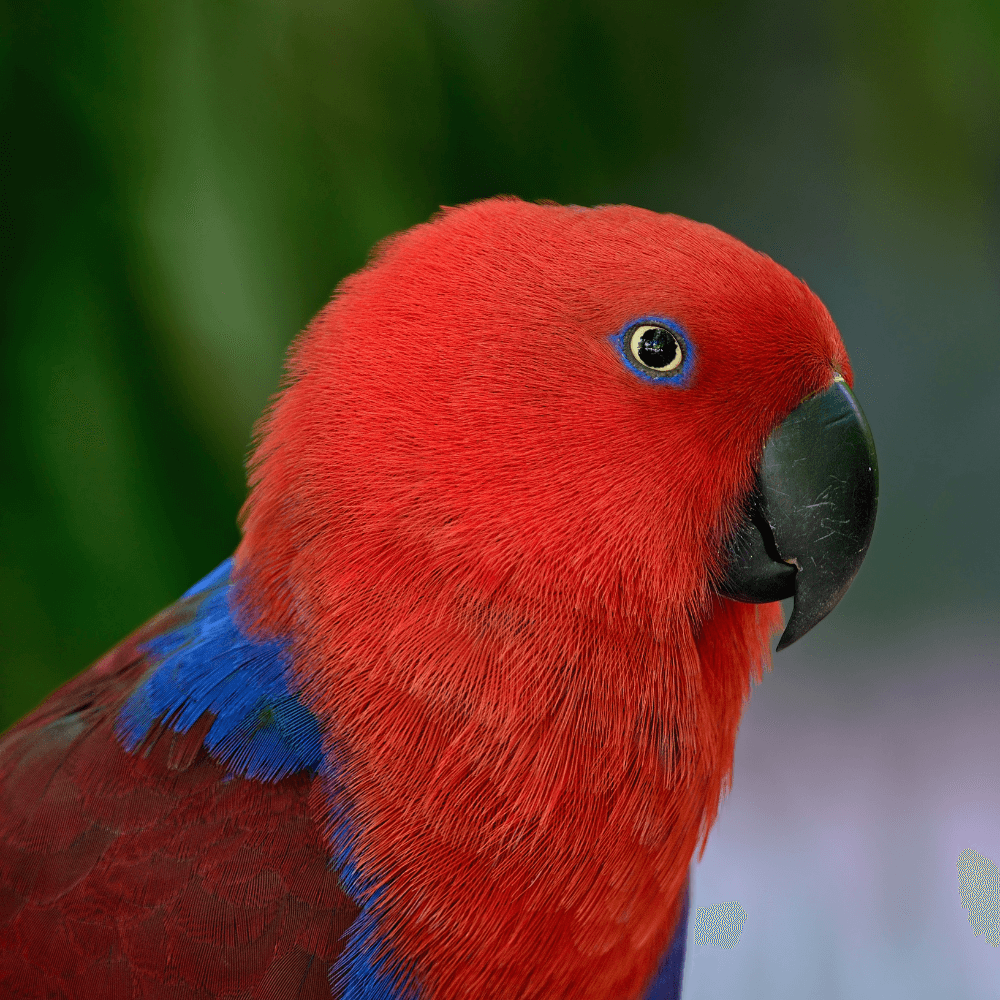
[627,323,684,374]
[611,316,694,385]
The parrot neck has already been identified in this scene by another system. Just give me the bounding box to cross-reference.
[233,540,778,1000]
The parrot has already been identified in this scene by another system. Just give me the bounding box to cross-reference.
[0,197,878,1000]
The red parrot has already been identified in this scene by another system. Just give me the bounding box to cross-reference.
[0,198,877,999]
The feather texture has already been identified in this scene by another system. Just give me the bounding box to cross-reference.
[0,197,850,998]
[0,559,693,999]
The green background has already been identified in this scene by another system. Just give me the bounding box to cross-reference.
[2,0,999,728]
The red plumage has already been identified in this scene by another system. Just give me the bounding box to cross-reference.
[234,200,847,997]
[1,198,852,998]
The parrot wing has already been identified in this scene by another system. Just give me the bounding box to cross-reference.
[0,562,359,999]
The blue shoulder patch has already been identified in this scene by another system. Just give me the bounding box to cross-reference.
[117,560,419,998]
[643,880,689,1000]
[325,810,421,1000]
[116,558,323,782]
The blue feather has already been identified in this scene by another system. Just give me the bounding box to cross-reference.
[116,559,416,998]
[643,880,689,1000]
[116,558,322,781]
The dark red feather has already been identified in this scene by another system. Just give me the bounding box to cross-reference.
[0,623,358,998]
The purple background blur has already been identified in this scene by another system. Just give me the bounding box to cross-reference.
[687,623,1000,998]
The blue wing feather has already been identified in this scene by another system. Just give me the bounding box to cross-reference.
[643,881,689,999]
[115,559,413,999]
[116,558,323,782]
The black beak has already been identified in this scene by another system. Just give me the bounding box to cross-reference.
[719,377,878,650]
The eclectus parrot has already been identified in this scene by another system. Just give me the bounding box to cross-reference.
[0,199,877,999]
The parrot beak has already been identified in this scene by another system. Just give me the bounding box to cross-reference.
[718,376,878,650]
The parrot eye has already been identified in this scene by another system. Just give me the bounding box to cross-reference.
[627,324,684,374]
[611,316,693,385]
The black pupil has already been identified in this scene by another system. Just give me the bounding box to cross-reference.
[637,328,678,369]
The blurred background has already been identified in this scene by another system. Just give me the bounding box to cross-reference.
[2,0,998,995]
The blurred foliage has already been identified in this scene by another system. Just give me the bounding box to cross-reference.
[2,0,999,727]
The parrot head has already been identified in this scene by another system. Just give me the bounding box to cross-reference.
[238,197,875,652]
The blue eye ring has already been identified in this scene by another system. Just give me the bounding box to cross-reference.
[612,316,695,386]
